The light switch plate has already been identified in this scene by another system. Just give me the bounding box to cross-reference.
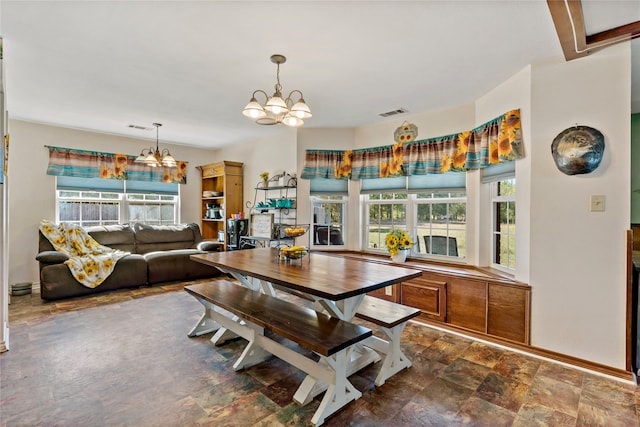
[590,195,605,212]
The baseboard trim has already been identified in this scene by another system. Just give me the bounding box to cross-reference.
[414,318,635,384]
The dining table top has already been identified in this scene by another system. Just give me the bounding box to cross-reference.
[191,248,422,300]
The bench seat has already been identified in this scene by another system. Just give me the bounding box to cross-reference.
[270,285,422,386]
[355,295,421,328]
[355,295,421,386]
[185,280,372,357]
[185,279,372,426]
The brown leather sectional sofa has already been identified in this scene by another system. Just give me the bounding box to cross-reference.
[36,223,221,300]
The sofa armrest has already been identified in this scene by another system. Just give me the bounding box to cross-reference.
[196,241,223,252]
[36,251,69,264]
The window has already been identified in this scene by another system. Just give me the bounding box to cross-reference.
[56,177,179,226]
[310,177,348,247]
[365,193,408,251]
[311,196,346,247]
[415,191,466,258]
[492,178,516,269]
[127,194,178,225]
[364,192,465,258]
[58,190,121,227]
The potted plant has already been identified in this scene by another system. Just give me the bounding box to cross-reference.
[259,171,269,188]
[385,229,413,263]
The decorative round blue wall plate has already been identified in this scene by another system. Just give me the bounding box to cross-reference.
[551,125,604,175]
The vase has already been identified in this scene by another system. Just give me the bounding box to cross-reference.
[390,249,408,263]
[262,179,269,188]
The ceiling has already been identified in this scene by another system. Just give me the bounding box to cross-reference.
[0,1,638,150]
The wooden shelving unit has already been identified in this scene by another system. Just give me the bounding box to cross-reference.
[197,161,243,251]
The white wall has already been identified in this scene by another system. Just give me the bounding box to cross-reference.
[8,120,218,285]
[215,128,297,218]
[528,45,630,368]
[475,66,532,280]
[353,104,476,150]
[474,45,631,369]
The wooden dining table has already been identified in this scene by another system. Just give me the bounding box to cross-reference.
[189,247,422,407]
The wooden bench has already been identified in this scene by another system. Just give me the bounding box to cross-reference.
[271,284,422,386]
[185,279,372,427]
[354,296,421,386]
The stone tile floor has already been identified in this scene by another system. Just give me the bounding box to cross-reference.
[1,281,639,426]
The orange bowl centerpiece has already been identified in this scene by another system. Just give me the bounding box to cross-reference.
[283,225,309,237]
[279,245,308,261]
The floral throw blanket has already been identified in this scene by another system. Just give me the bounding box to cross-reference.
[40,220,130,289]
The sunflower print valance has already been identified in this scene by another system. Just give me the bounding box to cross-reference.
[46,146,188,184]
[301,109,523,180]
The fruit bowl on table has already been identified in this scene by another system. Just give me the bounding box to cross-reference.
[283,225,309,237]
[279,245,309,261]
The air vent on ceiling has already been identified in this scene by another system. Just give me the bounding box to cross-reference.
[379,108,408,117]
[127,124,153,131]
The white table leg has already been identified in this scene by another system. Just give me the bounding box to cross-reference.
[317,295,364,320]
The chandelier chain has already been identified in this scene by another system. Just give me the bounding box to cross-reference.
[274,62,282,93]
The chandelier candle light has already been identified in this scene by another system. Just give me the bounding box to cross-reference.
[134,123,177,168]
[242,54,312,127]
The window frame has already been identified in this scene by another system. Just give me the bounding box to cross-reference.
[125,193,179,225]
[55,179,180,226]
[310,195,347,248]
[490,177,516,272]
[362,191,466,260]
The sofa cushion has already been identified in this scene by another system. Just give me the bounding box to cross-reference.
[144,249,220,284]
[133,223,201,254]
[86,224,136,252]
[40,254,147,300]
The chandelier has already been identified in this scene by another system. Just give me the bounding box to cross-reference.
[242,54,312,127]
[134,123,177,168]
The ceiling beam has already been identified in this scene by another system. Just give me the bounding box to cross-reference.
[547,0,588,61]
[547,0,640,61]
[587,21,640,46]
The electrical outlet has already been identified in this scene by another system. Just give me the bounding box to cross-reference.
[590,195,605,212]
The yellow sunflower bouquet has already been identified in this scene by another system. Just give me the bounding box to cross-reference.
[385,229,413,256]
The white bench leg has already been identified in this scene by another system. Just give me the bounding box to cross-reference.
[373,323,412,386]
[210,318,241,345]
[187,305,220,337]
[232,323,272,371]
[293,344,379,405]
[310,348,362,427]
